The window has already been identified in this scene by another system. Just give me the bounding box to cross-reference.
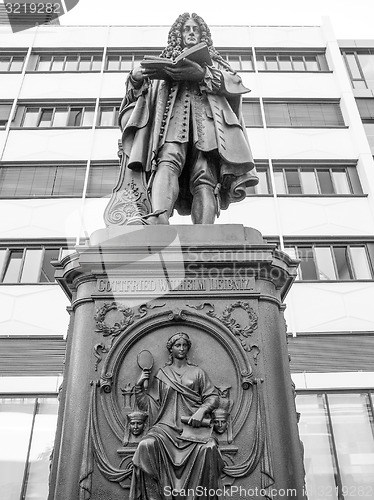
[356,98,374,122]
[30,52,102,72]
[86,163,119,197]
[0,164,86,198]
[256,51,329,72]
[246,166,271,195]
[242,100,263,127]
[0,53,25,72]
[263,101,345,127]
[0,103,12,128]
[13,104,95,128]
[342,49,374,89]
[105,50,161,71]
[97,104,120,127]
[297,392,374,500]
[284,243,374,281]
[219,51,253,71]
[272,164,363,195]
[0,396,58,500]
[0,246,70,283]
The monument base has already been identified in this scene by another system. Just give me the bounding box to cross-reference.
[49,224,306,500]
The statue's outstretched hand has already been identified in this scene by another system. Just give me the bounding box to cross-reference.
[188,407,206,428]
[164,60,205,82]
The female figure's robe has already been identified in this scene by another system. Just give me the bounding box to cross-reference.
[130,365,224,500]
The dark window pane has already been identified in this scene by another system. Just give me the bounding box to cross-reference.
[285,169,302,194]
[39,249,60,282]
[317,170,334,194]
[2,250,23,282]
[38,109,53,127]
[242,101,262,127]
[264,103,291,126]
[347,166,363,194]
[356,98,374,121]
[297,247,317,280]
[333,247,352,279]
[53,166,86,196]
[67,108,82,127]
[0,104,12,126]
[86,164,119,197]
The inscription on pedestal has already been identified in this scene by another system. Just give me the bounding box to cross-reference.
[96,277,255,294]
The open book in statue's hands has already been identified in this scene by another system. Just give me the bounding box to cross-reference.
[141,42,212,80]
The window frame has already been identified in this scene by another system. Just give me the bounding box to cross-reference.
[12,103,96,129]
[105,50,162,71]
[272,163,364,196]
[0,245,71,284]
[284,242,374,281]
[31,52,103,72]
[263,99,346,128]
[255,49,329,72]
[0,52,26,72]
[341,49,374,89]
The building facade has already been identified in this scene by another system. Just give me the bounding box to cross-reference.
[0,19,374,500]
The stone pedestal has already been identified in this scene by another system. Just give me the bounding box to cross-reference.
[49,224,306,500]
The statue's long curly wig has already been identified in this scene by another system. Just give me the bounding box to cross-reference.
[160,12,234,73]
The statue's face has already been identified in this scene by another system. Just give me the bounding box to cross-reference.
[129,419,145,436]
[171,339,189,360]
[213,416,228,434]
[182,18,201,48]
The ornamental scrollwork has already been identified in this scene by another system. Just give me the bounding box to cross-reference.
[187,301,258,352]
[95,302,135,344]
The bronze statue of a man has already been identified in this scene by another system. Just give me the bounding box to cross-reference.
[117,12,258,225]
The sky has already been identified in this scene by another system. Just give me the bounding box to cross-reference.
[59,0,374,39]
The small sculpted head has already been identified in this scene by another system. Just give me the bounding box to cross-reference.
[127,411,148,436]
[212,408,229,435]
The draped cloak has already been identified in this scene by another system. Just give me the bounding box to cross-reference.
[118,64,259,217]
[130,365,224,500]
